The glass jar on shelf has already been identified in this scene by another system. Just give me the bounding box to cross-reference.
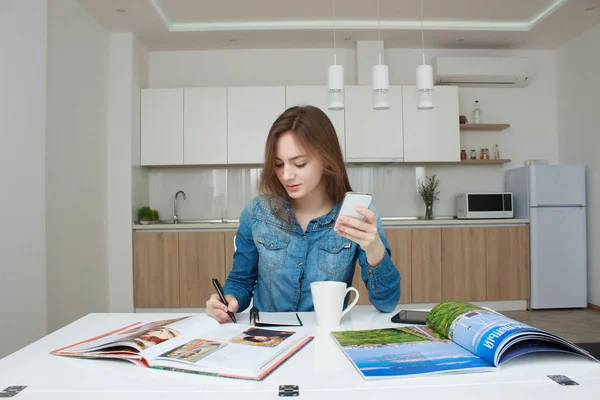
[472,100,483,124]
[461,149,467,160]
[470,149,477,160]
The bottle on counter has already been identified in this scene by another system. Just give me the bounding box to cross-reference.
[472,100,483,124]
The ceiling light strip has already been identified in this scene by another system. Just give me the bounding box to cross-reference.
[150,0,171,26]
[167,20,534,32]
[152,0,568,33]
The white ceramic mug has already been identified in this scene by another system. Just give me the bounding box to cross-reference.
[310,281,359,329]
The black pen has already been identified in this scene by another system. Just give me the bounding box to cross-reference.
[212,278,237,323]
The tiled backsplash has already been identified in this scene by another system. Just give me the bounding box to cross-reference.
[146,165,506,222]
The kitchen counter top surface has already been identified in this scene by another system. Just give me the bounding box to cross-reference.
[132,217,530,231]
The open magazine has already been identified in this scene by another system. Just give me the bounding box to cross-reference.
[52,315,313,381]
[331,302,599,379]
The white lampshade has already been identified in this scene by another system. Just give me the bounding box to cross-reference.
[416,64,434,110]
[327,64,344,110]
[372,64,389,110]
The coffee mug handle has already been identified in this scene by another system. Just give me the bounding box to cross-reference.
[341,287,360,318]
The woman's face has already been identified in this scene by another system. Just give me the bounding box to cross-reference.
[275,131,325,201]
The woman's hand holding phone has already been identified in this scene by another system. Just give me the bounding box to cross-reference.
[335,193,385,267]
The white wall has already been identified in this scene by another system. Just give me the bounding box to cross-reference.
[557,23,600,306]
[0,0,48,358]
[132,36,150,220]
[46,0,110,333]
[107,32,150,313]
[147,47,558,217]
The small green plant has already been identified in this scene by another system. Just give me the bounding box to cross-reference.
[138,206,159,223]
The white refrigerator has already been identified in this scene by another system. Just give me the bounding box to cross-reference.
[506,165,587,309]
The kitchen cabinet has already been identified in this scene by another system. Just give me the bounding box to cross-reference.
[227,86,286,164]
[285,86,346,158]
[411,228,442,303]
[179,232,226,307]
[183,87,227,165]
[133,224,530,309]
[344,85,404,162]
[141,88,184,166]
[402,85,460,162]
[133,232,180,307]
[441,227,487,302]
[486,226,530,300]
[353,228,411,305]
[224,231,237,277]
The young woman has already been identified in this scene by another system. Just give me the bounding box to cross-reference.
[206,106,401,323]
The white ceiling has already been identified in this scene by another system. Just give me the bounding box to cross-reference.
[79,0,600,51]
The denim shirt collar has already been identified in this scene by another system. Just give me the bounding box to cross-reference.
[253,196,341,233]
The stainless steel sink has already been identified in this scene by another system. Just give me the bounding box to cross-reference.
[156,219,235,225]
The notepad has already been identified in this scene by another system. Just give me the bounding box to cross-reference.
[250,310,303,327]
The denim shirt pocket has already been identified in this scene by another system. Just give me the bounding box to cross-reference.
[318,235,353,276]
[256,233,289,271]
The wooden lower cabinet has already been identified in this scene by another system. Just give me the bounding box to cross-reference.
[179,232,226,307]
[441,227,487,302]
[411,228,442,303]
[133,232,179,308]
[486,226,530,300]
[353,228,411,305]
[133,224,530,308]
[134,231,226,308]
[224,231,237,277]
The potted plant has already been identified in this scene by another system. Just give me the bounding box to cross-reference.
[138,206,160,225]
[417,175,441,219]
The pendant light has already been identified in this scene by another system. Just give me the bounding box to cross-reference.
[328,0,344,110]
[372,0,389,110]
[416,0,434,110]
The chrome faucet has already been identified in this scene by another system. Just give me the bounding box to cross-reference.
[174,190,186,224]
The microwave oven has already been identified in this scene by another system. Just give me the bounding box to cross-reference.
[456,193,513,219]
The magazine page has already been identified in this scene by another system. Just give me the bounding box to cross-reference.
[425,302,576,366]
[143,324,312,379]
[330,326,494,379]
[53,315,218,357]
[494,331,599,365]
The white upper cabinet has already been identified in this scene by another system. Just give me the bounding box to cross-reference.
[141,88,183,166]
[227,86,286,164]
[285,86,346,158]
[183,87,227,165]
[402,85,460,162]
[344,85,404,162]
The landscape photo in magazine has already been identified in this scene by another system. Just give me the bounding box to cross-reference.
[331,302,598,379]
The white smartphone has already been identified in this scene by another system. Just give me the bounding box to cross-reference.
[336,192,373,222]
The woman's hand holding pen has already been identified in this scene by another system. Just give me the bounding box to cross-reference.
[206,294,239,323]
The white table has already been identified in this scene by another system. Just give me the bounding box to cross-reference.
[1,305,599,399]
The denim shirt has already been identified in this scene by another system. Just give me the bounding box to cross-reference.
[223,195,401,313]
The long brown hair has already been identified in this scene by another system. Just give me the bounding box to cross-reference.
[259,105,352,221]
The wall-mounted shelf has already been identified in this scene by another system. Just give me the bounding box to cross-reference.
[460,124,510,131]
[460,159,511,165]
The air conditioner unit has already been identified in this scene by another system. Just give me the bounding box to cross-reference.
[432,56,533,88]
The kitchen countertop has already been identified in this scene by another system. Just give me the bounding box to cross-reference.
[132,217,530,231]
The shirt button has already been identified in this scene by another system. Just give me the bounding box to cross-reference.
[295,289,300,294]
[298,262,303,267]
[371,284,376,289]
[302,235,307,240]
